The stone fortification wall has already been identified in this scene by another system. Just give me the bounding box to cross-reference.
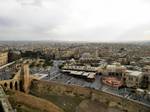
[30,80,150,112]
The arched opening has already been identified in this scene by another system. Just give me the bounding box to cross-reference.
[4,83,7,88]
[10,82,13,89]
[15,81,18,90]
[19,81,23,91]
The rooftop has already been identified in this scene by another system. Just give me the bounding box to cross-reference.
[126,70,142,77]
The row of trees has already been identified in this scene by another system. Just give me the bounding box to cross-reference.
[8,50,53,67]
[8,50,52,61]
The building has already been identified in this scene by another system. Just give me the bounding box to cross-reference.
[62,65,97,72]
[0,52,8,67]
[105,63,127,77]
[142,66,150,91]
[79,52,100,64]
[61,69,96,82]
[125,70,143,88]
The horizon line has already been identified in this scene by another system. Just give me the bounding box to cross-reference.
[0,39,150,43]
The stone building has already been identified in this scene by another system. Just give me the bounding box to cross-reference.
[0,52,8,66]
[125,70,143,88]
[105,63,127,77]
[142,66,150,91]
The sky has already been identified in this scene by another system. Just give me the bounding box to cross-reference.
[0,0,150,42]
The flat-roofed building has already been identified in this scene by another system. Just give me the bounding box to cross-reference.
[142,66,150,91]
[87,72,96,79]
[70,71,83,76]
[0,52,8,67]
[62,65,97,72]
[125,70,143,88]
[105,63,127,77]
[82,72,89,77]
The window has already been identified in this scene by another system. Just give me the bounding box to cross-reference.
[129,76,133,81]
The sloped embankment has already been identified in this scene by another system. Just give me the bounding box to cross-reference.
[7,90,64,112]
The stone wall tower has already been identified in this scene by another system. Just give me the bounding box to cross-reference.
[22,64,30,93]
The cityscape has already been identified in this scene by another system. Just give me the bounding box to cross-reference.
[0,0,150,112]
[0,41,149,112]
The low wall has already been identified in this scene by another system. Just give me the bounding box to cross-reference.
[30,80,150,112]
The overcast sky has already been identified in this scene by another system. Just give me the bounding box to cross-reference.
[0,0,150,42]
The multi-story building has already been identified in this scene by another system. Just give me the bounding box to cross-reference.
[142,66,150,91]
[0,52,8,66]
[125,70,143,88]
[105,63,127,77]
